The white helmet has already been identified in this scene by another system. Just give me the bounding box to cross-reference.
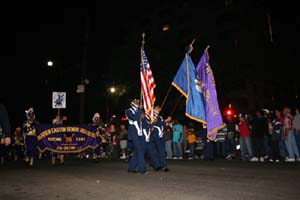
[92,112,100,123]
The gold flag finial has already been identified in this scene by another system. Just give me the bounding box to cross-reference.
[205,45,210,51]
[188,38,196,53]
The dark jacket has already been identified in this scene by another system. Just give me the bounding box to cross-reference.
[250,117,268,139]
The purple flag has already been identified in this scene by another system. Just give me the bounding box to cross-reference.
[196,48,224,141]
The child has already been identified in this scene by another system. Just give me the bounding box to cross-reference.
[186,128,197,160]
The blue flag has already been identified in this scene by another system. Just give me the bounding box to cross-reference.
[196,48,224,141]
[172,53,206,124]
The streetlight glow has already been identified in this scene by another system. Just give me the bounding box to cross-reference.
[47,60,53,67]
[110,87,116,93]
[162,24,170,31]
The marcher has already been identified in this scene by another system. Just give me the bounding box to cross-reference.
[23,107,39,167]
[126,99,145,173]
[151,106,168,171]
[0,103,11,165]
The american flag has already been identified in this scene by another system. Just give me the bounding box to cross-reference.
[140,43,156,120]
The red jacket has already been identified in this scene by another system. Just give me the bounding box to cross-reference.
[239,121,250,138]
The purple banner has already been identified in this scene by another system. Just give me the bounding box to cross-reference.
[36,124,98,153]
[196,49,224,141]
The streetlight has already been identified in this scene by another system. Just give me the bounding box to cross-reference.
[47,60,53,67]
[162,24,170,31]
[109,87,116,93]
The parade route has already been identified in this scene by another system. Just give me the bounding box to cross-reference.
[1,158,300,200]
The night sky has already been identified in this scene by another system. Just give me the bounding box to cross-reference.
[1,1,299,128]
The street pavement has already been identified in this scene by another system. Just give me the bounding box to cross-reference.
[1,157,300,200]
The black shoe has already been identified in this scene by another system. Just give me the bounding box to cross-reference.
[154,167,161,171]
[162,167,169,172]
[128,170,137,173]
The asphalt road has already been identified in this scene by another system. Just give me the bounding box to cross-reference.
[1,158,300,200]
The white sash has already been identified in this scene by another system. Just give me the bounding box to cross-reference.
[143,129,151,142]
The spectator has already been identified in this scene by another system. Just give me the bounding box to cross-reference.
[292,108,300,153]
[282,106,299,162]
[172,119,183,159]
[262,109,272,160]
[182,125,189,156]
[270,110,282,162]
[186,128,196,160]
[238,114,257,161]
[216,125,226,158]
[119,124,128,160]
[164,116,173,159]
[225,117,237,160]
[250,110,268,162]
[276,109,288,159]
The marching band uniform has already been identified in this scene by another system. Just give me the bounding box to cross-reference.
[91,113,103,162]
[126,99,145,173]
[142,114,160,171]
[151,107,168,171]
[23,108,39,167]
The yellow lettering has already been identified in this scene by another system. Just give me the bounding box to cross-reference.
[76,137,86,141]
[67,127,79,132]
[48,137,62,142]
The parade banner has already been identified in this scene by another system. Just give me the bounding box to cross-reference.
[36,124,98,153]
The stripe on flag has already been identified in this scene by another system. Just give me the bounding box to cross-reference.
[140,44,156,119]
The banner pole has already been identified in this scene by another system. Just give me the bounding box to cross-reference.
[57,108,60,124]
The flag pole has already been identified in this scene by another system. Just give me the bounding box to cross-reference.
[205,45,210,59]
[170,94,183,116]
[186,38,196,100]
[160,84,172,111]
[188,39,196,53]
[205,45,210,51]
[140,32,146,105]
